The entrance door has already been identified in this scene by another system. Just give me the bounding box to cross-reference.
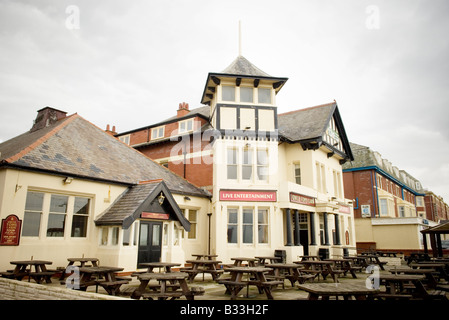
[138,221,162,266]
[300,229,309,256]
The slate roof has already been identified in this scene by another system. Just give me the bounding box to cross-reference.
[95,180,191,230]
[0,113,210,198]
[278,102,336,142]
[221,55,272,77]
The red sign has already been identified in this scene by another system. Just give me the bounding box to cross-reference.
[289,192,316,207]
[339,205,351,214]
[219,190,277,202]
[0,215,22,246]
[141,212,169,220]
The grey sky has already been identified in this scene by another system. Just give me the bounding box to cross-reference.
[1,0,448,203]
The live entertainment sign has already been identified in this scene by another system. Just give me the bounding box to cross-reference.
[289,192,316,207]
[0,215,22,246]
[219,190,277,202]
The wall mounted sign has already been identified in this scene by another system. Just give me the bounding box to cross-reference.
[219,190,277,202]
[141,212,170,220]
[339,205,351,214]
[0,215,22,246]
[289,192,316,207]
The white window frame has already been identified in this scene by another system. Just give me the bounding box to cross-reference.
[179,119,194,134]
[119,135,130,145]
[151,126,165,140]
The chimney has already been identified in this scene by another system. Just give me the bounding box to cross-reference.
[30,107,67,132]
[105,124,117,136]
[177,102,190,118]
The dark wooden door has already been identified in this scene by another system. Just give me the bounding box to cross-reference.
[137,221,162,266]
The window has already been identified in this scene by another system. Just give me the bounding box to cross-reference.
[380,199,388,216]
[71,197,89,237]
[294,163,301,185]
[101,227,109,245]
[119,135,130,145]
[240,87,253,103]
[258,209,268,244]
[319,215,325,245]
[22,192,44,237]
[123,225,131,246]
[111,227,119,245]
[399,206,405,217]
[227,148,238,180]
[227,209,238,244]
[222,86,235,101]
[242,209,254,244]
[187,210,197,239]
[258,88,271,104]
[151,126,164,140]
[242,148,253,180]
[179,119,193,133]
[47,195,68,237]
[316,162,326,192]
[257,149,268,181]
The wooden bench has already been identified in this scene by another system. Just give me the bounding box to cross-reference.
[97,280,129,296]
[375,293,414,300]
[142,291,183,300]
[29,271,55,284]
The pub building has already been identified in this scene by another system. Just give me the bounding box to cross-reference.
[116,55,357,263]
[0,107,211,272]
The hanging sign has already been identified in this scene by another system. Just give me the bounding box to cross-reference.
[289,192,316,207]
[339,205,351,214]
[0,215,22,246]
[219,190,277,202]
[141,212,169,220]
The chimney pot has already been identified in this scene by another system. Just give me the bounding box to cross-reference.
[177,102,190,117]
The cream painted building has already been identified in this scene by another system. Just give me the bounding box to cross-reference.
[0,107,211,272]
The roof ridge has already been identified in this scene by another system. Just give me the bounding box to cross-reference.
[4,113,79,163]
[278,101,336,117]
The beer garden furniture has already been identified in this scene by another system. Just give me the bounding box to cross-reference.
[59,257,99,281]
[2,260,55,284]
[324,258,360,278]
[218,266,283,300]
[131,272,204,300]
[410,262,449,282]
[191,254,218,260]
[294,260,345,283]
[388,267,438,289]
[378,274,448,300]
[230,257,258,267]
[183,259,223,282]
[138,262,181,273]
[266,263,314,287]
[255,256,282,265]
[76,266,128,296]
[297,282,380,300]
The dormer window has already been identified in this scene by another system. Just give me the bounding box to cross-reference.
[179,119,193,133]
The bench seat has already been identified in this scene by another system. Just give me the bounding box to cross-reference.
[141,292,183,300]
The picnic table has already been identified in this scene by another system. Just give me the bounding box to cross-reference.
[298,282,380,300]
[76,266,127,296]
[266,263,314,286]
[131,272,204,300]
[191,254,218,260]
[378,274,447,300]
[183,259,223,282]
[230,257,258,267]
[324,258,360,278]
[59,257,99,281]
[344,256,369,270]
[298,255,320,261]
[138,262,181,273]
[410,262,449,281]
[218,266,282,300]
[255,256,282,265]
[294,260,344,283]
[389,267,438,289]
[2,260,55,284]
[361,255,388,270]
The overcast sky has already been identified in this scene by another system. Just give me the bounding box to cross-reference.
[1,0,448,203]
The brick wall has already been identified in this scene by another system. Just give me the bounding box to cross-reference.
[0,278,128,300]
